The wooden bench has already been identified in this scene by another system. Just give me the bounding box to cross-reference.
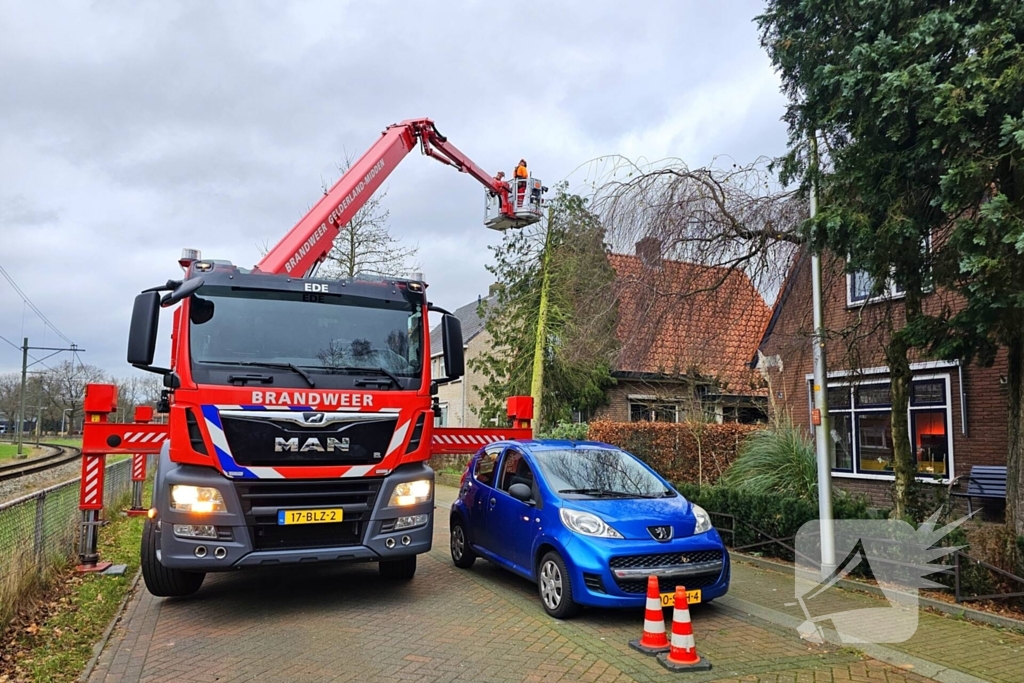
[949,466,1007,515]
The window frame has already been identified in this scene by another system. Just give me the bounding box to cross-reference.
[472,446,502,487]
[809,372,954,483]
[496,447,536,493]
[846,271,906,307]
[846,237,932,308]
[628,400,679,423]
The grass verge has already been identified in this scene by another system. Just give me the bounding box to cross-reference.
[0,444,44,461]
[0,484,147,682]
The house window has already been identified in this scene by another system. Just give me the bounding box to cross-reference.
[846,237,930,307]
[816,375,952,480]
[629,401,678,423]
[721,405,769,424]
[847,271,906,306]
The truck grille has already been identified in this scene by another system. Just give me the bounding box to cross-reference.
[220,412,396,467]
[234,479,381,551]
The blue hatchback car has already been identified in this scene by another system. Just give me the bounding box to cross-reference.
[449,440,730,618]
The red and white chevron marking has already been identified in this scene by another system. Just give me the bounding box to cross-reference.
[79,455,105,511]
[131,453,146,481]
[121,431,168,444]
[432,433,507,445]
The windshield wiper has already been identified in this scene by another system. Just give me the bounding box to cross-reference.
[302,365,403,388]
[210,361,315,387]
[557,488,645,498]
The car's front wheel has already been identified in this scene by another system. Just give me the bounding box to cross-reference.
[537,551,579,619]
[450,517,476,569]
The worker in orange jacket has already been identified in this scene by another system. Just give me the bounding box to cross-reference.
[514,159,528,207]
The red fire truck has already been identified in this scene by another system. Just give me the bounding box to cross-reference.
[81,119,542,596]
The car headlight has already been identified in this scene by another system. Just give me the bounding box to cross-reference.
[559,508,623,539]
[691,504,712,534]
[170,485,226,513]
[389,479,432,507]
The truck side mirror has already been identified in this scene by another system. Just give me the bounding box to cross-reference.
[127,291,161,367]
[441,314,465,381]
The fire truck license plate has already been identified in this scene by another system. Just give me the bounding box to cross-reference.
[277,508,344,525]
[660,589,702,607]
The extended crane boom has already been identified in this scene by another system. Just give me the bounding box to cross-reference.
[256,118,524,277]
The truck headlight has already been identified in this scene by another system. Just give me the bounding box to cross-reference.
[559,508,623,539]
[170,485,226,513]
[389,479,432,507]
[692,504,712,534]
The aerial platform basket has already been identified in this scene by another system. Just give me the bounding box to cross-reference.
[485,176,545,230]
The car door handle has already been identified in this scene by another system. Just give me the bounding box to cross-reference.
[489,498,496,507]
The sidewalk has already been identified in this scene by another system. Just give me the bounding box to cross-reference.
[722,559,1024,683]
[85,484,1021,682]
[441,482,1024,682]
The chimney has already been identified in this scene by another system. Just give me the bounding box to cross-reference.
[635,237,662,267]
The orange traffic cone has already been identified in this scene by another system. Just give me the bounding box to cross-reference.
[657,586,712,672]
[628,575,670,654]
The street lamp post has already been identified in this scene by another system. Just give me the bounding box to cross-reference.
[809,133,836,578]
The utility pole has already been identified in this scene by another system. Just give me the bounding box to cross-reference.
[33,371,44,445]
[17,338,27,457]
[529,211,554,425]
[16,340,84,456]
[809,134,836,578]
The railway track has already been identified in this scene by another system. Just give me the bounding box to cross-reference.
[0,443,81,483]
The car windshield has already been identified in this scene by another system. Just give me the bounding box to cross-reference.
[532,448,673,498]
[189,287,423,379]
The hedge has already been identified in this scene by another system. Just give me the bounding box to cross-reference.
[587,420,758,485]
[675,483,872,561]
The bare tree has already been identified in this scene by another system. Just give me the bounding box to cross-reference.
[41,361,109,434]
[113,374,163,423]
[593,156,804,292]
[590,157,804,410]
[316,155,419,279]
[0,372,21,431]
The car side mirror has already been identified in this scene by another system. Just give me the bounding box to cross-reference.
[508,483,532,503]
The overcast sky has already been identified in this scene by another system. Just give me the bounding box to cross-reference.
[0,0,789,378]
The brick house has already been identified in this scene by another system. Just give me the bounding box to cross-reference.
[758,249,1009,504]
[428,295,495,428]
[592,240,772,424]
[431,239,773,427]
[598,239,770,421]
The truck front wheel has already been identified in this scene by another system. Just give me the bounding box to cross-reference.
[141,519,205,597]
[378,555,416,580]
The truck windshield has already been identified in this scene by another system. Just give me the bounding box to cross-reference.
[189,287,423,388]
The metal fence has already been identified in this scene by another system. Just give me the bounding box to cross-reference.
[0,459,134,624]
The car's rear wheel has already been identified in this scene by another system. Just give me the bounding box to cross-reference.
[538,551,579,619]
[450,517,476,569]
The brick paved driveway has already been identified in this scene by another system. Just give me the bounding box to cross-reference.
[89,495,937,683]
